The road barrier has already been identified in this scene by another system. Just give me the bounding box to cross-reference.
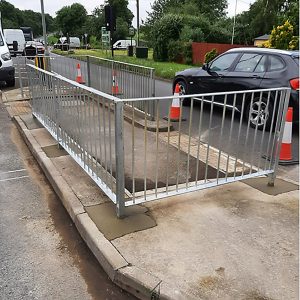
[14,54,156,119]
[27,64,290,218]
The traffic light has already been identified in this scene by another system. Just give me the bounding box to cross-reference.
[104,5,116,31]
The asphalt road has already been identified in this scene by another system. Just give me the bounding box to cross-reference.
[0,102,135,299]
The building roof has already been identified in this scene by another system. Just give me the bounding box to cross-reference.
[254,34,270,40]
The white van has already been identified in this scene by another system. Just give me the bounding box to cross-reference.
[3,29,26,56]
[0,28,15,86]
[113,39,136,49]
[69,37,80,49]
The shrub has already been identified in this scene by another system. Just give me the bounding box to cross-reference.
[183,41,193,65]
[204,48,218,63]
[152,14,183,62]
[268,20,296,50]
[180,26,204,43]
[168,40,183,63]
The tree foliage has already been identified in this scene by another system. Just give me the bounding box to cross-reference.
[0,0,55,37]
[233,0,299,44]
[56,3,87,36]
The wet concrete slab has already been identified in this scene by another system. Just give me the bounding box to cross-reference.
[42,145,68,158]
[86,203,157,241]
[21,113,43,130]
[242,177,299,195]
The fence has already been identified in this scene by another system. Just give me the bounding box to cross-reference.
[13,54,156,119]
[27,64,290,218]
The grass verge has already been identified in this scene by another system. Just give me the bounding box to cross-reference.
[52,49,196,80]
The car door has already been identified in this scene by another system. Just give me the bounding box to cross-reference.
[195,52,240,94]
[221,52,267,106]
[223,53,267,91]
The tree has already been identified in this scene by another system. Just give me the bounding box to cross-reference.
[85,0,134,43]
[56,3,87,36]
[0,0,55,37]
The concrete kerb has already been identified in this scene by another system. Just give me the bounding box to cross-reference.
[13,113,189,299]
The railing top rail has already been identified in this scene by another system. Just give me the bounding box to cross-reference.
[122,87,291,103]
[27,64,121,102]
[71,54,155,71]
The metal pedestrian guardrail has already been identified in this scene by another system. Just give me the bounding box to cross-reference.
[14,54,156,119]
[27,64,290,218]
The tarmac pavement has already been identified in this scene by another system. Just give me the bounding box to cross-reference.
[1,88,299,300]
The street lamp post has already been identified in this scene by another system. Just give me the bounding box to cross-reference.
[231,0,238,44]
[136,0,139,46]
[40,0,49,55]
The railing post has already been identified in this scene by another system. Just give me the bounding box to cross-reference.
[268,88,290,186]
[16,57,24,98]
[114,100,126,218]
[87,55,91,87]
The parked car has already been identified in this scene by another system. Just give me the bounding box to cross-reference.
[0,28,15,87]
[24,41,45,57]
[173,48,299,129]
[3,29,26,56]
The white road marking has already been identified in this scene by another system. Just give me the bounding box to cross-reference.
[0,175,29,182]
[0,169,26,175]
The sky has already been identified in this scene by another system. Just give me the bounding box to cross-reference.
[7,0,255,24]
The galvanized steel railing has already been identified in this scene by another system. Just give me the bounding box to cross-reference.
[27,64,290,218]
[14,54,156,119]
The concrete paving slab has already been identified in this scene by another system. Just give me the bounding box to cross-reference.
[113,182,299,300]
[30,128,57,147]
[1,88,30,102]
[242,177,299,195]
[51,156,109,207]
[42,145,68,158]
[20,113,43,130]
[86,202,157,240]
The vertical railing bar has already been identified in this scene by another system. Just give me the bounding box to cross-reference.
[131,101,136,203]
[204,96,215,183]
[242,92,254,177]
[97,95,103,183]
[154,99,160,197]
[143,101,148,200]
[264,91,279,171]
[102,97,108,185]
[108,97,113,191]
[195,97,204,185]
[257,91,271,171]
[216,94,228,183]
[249,91,263,174]
[176,99,183,191]
[233,93,246,179]
[186,98,194,188]
[166,100,171,194]
[225,93,237,180]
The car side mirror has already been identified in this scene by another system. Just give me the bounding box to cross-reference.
[13,41,18,51]
[202,63,209,71]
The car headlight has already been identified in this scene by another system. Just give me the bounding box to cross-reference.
[1,52,11,61]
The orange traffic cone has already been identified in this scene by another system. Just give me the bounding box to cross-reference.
[279,107,298,165]
[111,70,120,95]
[75,63,85,84]
[165,83,186,122]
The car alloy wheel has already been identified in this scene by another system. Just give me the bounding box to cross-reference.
[248,97,272,130]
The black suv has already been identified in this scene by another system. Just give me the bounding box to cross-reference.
[173,48,299,129]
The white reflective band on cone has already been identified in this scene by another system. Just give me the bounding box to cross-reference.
[172,93,180,107]
[282,122,292,143]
